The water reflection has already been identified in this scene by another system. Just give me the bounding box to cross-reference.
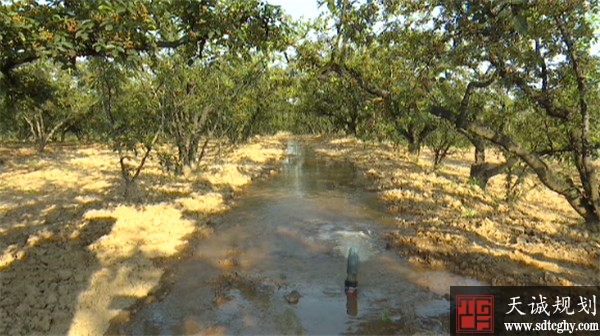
[346,288,358,317]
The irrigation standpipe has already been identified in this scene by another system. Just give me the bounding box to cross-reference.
[345,247,359,317]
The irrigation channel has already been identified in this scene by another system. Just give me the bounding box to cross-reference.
[109,140,480,335]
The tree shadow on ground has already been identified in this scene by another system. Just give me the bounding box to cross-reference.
[0,213,116,335]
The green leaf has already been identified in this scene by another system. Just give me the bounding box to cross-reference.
[513,15,528,34]
[76,32,88,40]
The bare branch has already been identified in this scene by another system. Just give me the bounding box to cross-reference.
[458,73,496,125]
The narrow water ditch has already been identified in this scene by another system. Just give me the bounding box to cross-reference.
[108,140,480,335]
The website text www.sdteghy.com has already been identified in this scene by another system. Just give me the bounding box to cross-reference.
[504,320,599,334]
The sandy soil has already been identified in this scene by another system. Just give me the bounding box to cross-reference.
[0,133,289,336]
[313,137,600,287]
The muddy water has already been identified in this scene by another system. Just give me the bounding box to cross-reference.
[114,141,480,335]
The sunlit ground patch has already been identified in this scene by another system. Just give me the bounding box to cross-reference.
[176,192,229,215]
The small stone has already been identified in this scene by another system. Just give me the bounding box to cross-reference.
[284,290,301,304]
[69,230,81,240]
[112,310,131,324]
[141,294,156,305]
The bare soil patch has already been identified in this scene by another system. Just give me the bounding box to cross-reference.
[0,134,289,336]
[314,137,600,287]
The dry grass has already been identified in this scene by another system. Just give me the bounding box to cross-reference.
[314,137,600,287]
[0,133,289,336]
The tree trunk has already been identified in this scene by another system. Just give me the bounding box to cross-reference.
[197,137,210,163]
[431,84,600,223]
[347,115,358,136]
[123,178,138,202]
[469,158,518,190]
[36,138,48,154]
[466,134,488,186]
[472,137,486,164]
[433,142,454,168]
[407,140,421,155]
[177,136,200,170]
[187,135,200,169]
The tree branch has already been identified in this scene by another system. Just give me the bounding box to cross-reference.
[488,54,573,121]
[534,40,549,93]
[555,15,598,212]
[327,62,391,100]
[458,73,496,126]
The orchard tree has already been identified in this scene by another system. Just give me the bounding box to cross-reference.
[218,55,294,141]
[395,0,600,225]
[7,61,92,152]
[0,0,293,140]
[84,58,163,200]
[150,54,215,172]
[314,0,443,154]
[0,0,291,76]
[294,64,373,136]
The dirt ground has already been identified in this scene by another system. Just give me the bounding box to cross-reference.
[0,133,289,336]
[313,137,600,287]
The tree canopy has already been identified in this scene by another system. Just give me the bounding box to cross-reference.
[3,0,600,226]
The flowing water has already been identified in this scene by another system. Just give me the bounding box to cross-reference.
[110,141,481,335]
